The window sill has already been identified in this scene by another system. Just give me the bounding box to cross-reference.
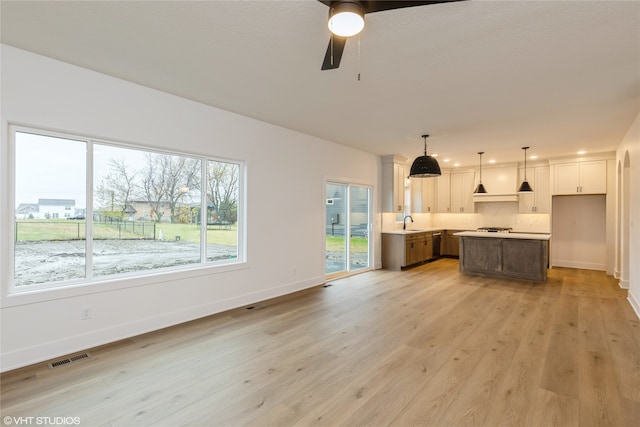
[1,261,249,308]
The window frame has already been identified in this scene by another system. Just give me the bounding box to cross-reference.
[6,124,246,296]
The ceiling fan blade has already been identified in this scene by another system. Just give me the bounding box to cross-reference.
[321,35,347,70]
[362,1,467,14]
[317,1,467,70]
[318,1,467,14]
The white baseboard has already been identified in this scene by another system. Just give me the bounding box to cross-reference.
[619,278,630,289]
[550,260,605,271]
[0,276,324,372]
[628,291,640,321]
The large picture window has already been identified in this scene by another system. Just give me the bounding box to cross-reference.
[14,132,87,286]
[11,127,243,290]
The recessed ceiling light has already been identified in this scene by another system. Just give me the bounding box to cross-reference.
[488,159,496,164]
[529,155,537,160]
[453,163,460,167]
[577,150,586,155]
[443,158,450,163]
[431,153,438,157]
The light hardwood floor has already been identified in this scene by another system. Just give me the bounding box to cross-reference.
[2,258,639,426]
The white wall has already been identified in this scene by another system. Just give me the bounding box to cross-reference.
[551,195,607,270]
[0,45,380,371]
[616,112,640,318]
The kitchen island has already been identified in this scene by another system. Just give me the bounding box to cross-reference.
[454,231,551,282]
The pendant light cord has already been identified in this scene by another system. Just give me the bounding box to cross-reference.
[357,34,361,81]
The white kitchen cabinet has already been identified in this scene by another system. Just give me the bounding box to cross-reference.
[449,171,475,213]
[435,172,451,213]
[410,177,436,213]
[552,160,606,195]
[519,166,550,213]
[382,155,407,213]
[434,171,474,213]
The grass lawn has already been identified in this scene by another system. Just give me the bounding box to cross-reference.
[325,235,369,253]
[15,220,366,253]
[15,220,90,240]
[14,220,238,246]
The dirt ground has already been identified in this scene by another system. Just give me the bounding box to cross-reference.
[14,240,369,286]
[14,239,236,286]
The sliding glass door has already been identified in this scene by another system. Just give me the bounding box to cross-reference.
[325,182,371,278]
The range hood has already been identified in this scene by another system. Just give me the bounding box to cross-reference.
[473,165,519,202]
[473,193,519,202]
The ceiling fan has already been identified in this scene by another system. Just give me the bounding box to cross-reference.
[318,1,467,70]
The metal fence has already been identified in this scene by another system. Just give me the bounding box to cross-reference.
[95,218,156,240]
[14,220,156,242]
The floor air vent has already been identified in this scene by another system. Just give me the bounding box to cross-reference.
[48,352,91,369]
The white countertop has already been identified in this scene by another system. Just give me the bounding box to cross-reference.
[454,231,551,240]
[382,227,447,235]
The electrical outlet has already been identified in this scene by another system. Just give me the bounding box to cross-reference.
[81,306,92,320]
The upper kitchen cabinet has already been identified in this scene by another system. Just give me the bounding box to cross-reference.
[411,176,436,213]
[519,165,550,213]
[435,172,451,213]
[450,171,476,213]
[434,171,474,213]
[382,155,407,213]
[551,159,607,195]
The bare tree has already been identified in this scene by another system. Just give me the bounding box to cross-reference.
[206,160,238,223]
[95,158,138,217]
[140,153,201,223]
[140,153,169,222]
[163,156,200,223]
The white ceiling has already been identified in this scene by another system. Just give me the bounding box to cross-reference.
[2,0,639,167]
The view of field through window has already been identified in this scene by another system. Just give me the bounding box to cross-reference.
[13,130,241,288]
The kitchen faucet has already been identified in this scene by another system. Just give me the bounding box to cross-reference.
[403,215,414,230]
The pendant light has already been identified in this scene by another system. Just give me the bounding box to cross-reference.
[474,151,487,193]
[409,134,441,178]
[518,146,534,192]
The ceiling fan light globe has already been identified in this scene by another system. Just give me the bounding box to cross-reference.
[328,4,365,37]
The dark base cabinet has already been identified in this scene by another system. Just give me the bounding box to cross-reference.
[459,236,549,282]
[443,230,462,257]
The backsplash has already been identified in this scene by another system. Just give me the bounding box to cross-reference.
[381,202,551,233]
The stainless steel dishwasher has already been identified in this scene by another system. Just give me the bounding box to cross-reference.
[432,232,442,258]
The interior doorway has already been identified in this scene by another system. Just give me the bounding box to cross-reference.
[325,182,371,279]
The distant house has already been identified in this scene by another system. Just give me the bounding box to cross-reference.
[122,200,180,222]
[38,199,76,219]
[15,199,77,219]
[122,204,137,221]
[15,203,39,219]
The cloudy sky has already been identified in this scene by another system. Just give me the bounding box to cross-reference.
[14,131,148,209]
